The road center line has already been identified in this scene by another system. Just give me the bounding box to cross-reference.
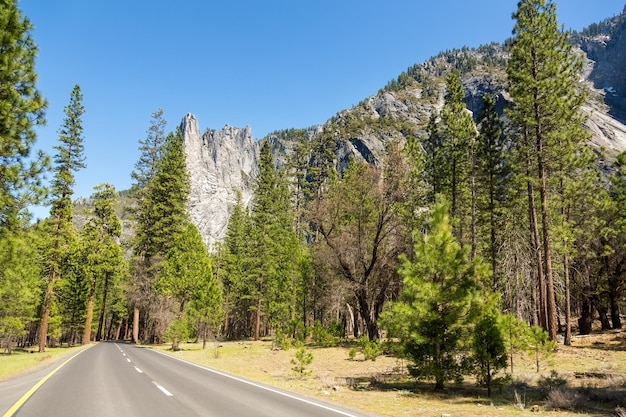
[126,358,131,363]
[152,381,173,397]
[134,366,143,374]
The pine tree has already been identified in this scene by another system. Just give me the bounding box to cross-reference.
[130,128,190,343]
[249,141,300,340]
[131,108,167,190]
[472,312,507,396]
[439,72,478,251]
[39,84,86,352]
[420,112,445,204]
[507,0,588,341]
[128,109,168,343]
[0,229,43,353]
[0,0,48,232]
[219,192,254,339]
[158,222,222,350]
[381,197,486,390]
[476,93,509,289]
[80,183,125,344]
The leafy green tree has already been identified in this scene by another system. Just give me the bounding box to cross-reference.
[311,151,408,340]
[421,113,444,204]
[472,312,508,396]
[218,192,254,339]
[381,196,486,390]
[476,93,509,289]
[526,325,556,373]
[439,72,478,253]
[0,229,42,353]
[0,0,48,232]
[290,341,313,377]
[131,108,167,189]
[506,0,588,341]
[248,141,300,340]
[79,183,125,343]
[158,222,222,350]
[128,110,168,343]
[499,313,529,374]
[39,84,86,351]
[130,128,190,343]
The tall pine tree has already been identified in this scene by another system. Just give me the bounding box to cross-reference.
[506,0,588,341]
[39,84,86,351]
[0,0,48,232]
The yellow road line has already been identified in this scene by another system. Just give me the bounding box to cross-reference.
[2,346,92,417]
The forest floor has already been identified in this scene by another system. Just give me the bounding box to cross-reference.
[154,329,626,417]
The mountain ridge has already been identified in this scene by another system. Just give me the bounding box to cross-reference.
[178,9,626,248]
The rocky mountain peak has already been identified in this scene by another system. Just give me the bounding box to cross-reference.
[181,114,259,249]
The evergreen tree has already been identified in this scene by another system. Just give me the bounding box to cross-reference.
[506,0,588,341]
[420,112,444,204]
[130,128,190,343]
[472,312,508,396]
[219,192,254,339]
[0,0,48,232]
[131,108,167,190]
[0,229,43,353]
[158,222,222,350]
[382,197,486,390]
[249,141,300,340]
[39,84,86,352]
[439,72,478,252]
[80,183,125,344]
[476,93,509,289]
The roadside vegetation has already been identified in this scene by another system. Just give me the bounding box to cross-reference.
[156,330,626,417]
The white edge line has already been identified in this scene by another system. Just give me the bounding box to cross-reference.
[148,348,362,417]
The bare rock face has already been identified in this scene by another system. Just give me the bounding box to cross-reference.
[181,114,259,249]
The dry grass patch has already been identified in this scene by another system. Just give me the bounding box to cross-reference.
[154,336,626,417]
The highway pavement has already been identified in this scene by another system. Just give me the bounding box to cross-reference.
[1,341,376,417]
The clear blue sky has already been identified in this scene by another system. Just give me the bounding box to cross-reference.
[20,0,625,219]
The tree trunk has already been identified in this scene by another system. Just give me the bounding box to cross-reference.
[564,254,572,345]
[83,276,98,344]
[356,288,378,340]
[528,174,547,331]
[83,295,95,344]
[578,290,593,335]
[595,300,611,331]
[609,290,622,330]
[38,272,55,352]
[96,272,110,341]
[254,297,261,341]
[133,307,140,343]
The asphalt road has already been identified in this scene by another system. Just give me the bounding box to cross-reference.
[1,341,375,417]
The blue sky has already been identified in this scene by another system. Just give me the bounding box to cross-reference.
[20,0,625,219]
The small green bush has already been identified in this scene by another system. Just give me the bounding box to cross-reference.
[290,341,313,377]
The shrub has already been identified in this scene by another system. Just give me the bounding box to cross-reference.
[545,388,580,411]
[538,370,567,394]
[290,341,313,377]
[312,321,338,347]
[359,336,382,361]
[348,347,357,360]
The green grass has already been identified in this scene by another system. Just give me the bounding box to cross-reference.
[0,345,88,381]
